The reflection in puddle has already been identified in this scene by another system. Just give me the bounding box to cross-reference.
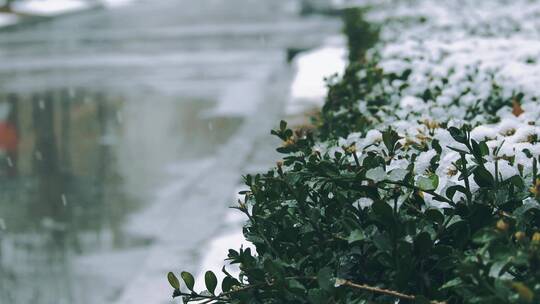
[0,89,241,303]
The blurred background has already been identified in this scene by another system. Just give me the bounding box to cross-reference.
[0,0,344,303]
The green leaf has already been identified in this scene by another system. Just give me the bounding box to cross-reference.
[473,166,495,188]
[222,277,239,292]
[447,146,469,154]
[446,185,467,200]
[472,229,497,244]
[489,260,510,278]
[425,209,444,225]
[347,229,366,244]
[366,167,386,182]
[508,175,524,188]
[448,220,470,247]
[513,200,540,218]
[307,289,328,304]
[414,232,433,256]
[280,120,287,131]
[372,201,394,222]
[264,259,285,283]
[317,267,334,291]
[373,232,393,252]
[167,272,180,290]
[287,279,306,292]
[471,140,489,158]
[441,277,463,289]
[285,129,293,139]
[417,175,439,191]
[285,172,302,185]
[382,129,400,152]
[448,127,467,144]
[414,295,430,304]
[204,271,218,295]
[432,139,442,153]
[181,271,195,291]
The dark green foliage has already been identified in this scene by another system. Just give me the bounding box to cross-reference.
[343,7,379,62]
[169,123,540,303]
[167,7,540,304]
[318,61,391,140]
[317,9,386,140]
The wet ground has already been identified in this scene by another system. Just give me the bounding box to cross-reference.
[0,0,340,303]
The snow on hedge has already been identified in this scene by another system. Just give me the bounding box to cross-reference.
[318,0,540,209]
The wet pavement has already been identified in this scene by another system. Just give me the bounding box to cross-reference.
[0,1,340,303]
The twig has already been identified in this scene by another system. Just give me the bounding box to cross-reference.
[187,276,446,304]
[337,279,447,304]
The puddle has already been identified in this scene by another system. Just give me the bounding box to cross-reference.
[0,89,241,303]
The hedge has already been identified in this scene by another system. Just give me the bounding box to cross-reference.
[168,1,540,303]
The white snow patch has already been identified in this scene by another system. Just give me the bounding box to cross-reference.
[0,12,18,27]
[12,0,92,16]
[415,150,437,174]
[101,0,134,8]
[288,41,347,115]
[195,226,253,294]
[400,95,424,109]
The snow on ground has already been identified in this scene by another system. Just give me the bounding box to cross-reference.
[0,12,18,27]
[194,206,254,294]
[287,35,347,115]
[101,0,135,8]
[0,0,134,24]
[12,0,92,16]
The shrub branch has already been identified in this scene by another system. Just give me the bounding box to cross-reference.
[337,279,447,304]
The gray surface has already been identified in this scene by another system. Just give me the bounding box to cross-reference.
[0,1,339,303]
